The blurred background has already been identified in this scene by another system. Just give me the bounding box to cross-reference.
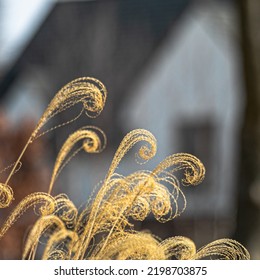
[0,0,259,259]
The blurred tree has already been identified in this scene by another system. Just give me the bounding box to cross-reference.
[0,0,2,67]
[0,112,50,259]
[236,0,260,257]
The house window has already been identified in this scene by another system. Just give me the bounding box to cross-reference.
[177,120,214,189]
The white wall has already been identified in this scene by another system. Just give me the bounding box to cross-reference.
[119,1,244,218]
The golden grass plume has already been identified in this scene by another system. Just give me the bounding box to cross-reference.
[0,77,250,260]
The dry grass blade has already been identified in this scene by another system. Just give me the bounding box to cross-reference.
[48,126,106,194]
[22,215,65,260]
[0,183,14,208]
[193,239,250,260]
[31,77,107,140]
[0,192,55,239]
[2,77,106,203]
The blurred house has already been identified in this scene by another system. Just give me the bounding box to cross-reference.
[0,0,191,203]
[120,1,244,245]
[0,0,244,254]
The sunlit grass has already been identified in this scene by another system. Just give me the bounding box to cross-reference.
[0,77,250,260]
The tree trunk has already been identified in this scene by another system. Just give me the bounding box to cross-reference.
[235,0,260,259]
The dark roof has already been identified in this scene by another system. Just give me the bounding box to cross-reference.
[0,0,191,96]
[0,0,192,144]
